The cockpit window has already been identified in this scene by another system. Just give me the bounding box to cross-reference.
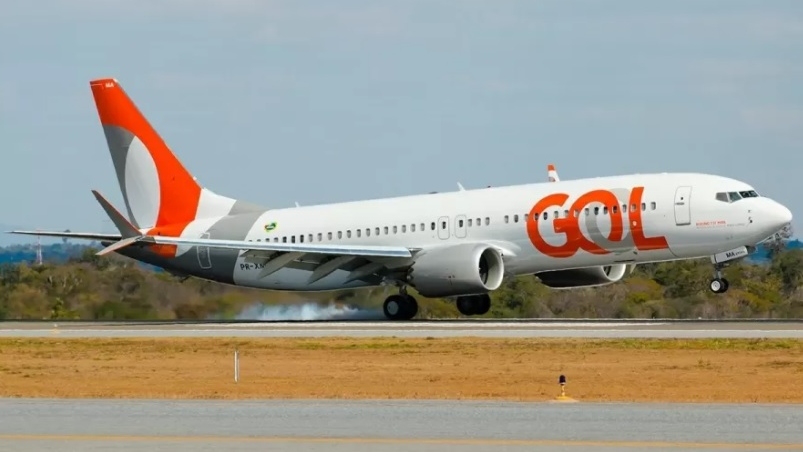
[715,190,760,203]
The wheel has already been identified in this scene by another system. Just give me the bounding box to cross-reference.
[383,294,418,320]
[474,294,491,316]
[401,294,418,320]
[709,278,729,294]
[456,296,475,316]
[455,294,491,316]
[383,295,406,320]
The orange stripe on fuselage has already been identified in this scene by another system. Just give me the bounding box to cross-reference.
[90,78,201,229]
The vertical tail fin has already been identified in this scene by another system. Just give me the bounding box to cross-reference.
[89,78,260,231]
[547,164,560,182]
[90,78,203,229]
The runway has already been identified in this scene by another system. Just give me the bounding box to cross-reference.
[1,319,802,338]
[1,398,802,451]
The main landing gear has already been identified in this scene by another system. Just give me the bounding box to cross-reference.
[456,294,491,316]
[383,287,418,320]
[709,265,730,294]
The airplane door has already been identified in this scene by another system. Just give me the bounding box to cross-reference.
[674,186,692,226]
[437,216,450,240]
[197,232,212,269]
[454,215,467,239]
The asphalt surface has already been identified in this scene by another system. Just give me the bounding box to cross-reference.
[1,320,802,338]
[1,399,801,451]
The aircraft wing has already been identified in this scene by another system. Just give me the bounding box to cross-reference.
[144,235,415,258]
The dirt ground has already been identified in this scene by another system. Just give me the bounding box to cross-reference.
[1,337,802,403]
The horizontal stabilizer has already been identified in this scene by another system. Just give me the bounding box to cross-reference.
[145,236,414,258]
[96,236,142,256]
[91,189,140,238]
[7,230,123,241]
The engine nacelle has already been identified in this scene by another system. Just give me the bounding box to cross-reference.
[407,243,505,298]
[535,264,631,289]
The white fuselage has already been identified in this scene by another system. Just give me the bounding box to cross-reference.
[172,172,790,292]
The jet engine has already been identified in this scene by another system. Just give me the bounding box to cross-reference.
[535,264,631,289]
[407,243,505,298]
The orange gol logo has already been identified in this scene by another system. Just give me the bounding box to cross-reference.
[526,186,669,258]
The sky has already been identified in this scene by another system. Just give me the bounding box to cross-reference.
[1,0,802,244]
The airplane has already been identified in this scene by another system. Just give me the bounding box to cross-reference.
[9,78,794,320]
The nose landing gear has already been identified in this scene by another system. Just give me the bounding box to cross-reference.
[709,265,730,294]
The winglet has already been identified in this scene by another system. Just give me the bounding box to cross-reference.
[457,182,465,191]
[91,189,140,239]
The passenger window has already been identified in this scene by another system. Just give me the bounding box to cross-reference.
[411,224,416,232]
[384,226,389,235]
[554,210,559,218]
[401,225,406,233]
[641,203,646,211]
[594,207,599,215]
[393,226,398,234]
[327,232,332,240]
[715,192,729,203]
[468,219,473,227]
[441,221,446,229]
[543,212,548,220]
[504,215,509,223]
[603,207,608,215]
[420,223,425,231]
[631,204,637,212]
[308,234,313,242]
[347,230,351,238]
[485,217,490,225]
[476,218,481,226]
[291,236,296,243]
[274,237,278,242]
[299,235,304,243]
[317,233,322,241]
[282,236,287,243]
[650,202,656,210]
[513,214,519,223]
[431,222,436,230]
[375,227,380,235]
[357,230,361,237]
[621,204,627,213]
[613,205,619,214]
[458,219,464,227]
[365,229,370,237]
[338,231,342,239]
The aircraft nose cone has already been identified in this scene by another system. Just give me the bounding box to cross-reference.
[766,200,793,231]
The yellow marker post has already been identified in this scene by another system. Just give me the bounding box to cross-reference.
[553,374,577,403]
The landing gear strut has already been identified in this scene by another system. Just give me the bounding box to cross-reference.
[455,294,491,316]
[709,265,730,294]
[383,286,418,320]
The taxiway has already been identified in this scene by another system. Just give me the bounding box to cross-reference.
[1,398,802,451]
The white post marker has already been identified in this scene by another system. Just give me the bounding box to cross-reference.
[234,348,240,383]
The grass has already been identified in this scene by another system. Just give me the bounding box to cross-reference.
[1,337,802,402]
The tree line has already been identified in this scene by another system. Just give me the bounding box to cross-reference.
[1,245,802,320]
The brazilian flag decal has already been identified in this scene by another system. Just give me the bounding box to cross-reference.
[264,222,277,232]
